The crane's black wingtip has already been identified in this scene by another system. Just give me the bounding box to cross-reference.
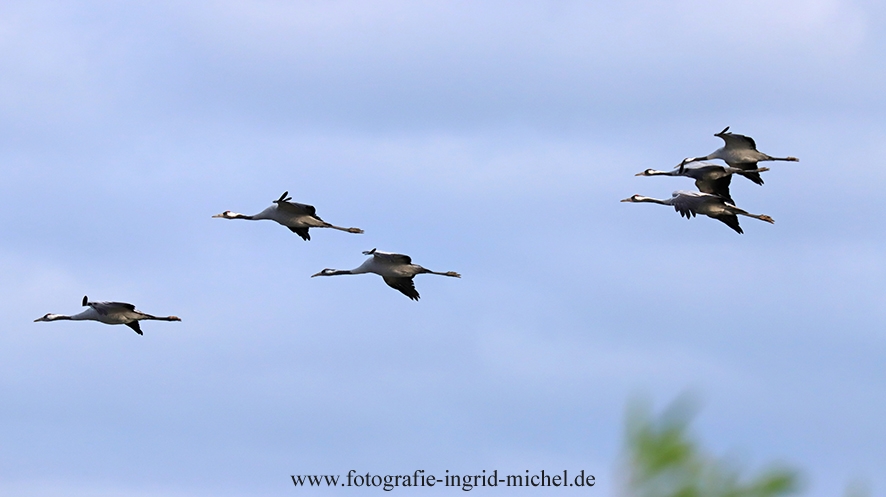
[288,226,310,240]
[125,321,143,335]
[718,215,744,234]
[82,295,88,306]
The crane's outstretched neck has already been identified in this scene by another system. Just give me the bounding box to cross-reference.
[34,314,73,322]
[312,269,356,277]
[636,169,679,177]
[212,211,255,220]
[620,195,670,205]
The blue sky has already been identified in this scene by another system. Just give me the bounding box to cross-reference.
[1,1,884,495]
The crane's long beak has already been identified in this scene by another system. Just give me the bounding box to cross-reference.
[311,271,324,278]
[620,197,633,202]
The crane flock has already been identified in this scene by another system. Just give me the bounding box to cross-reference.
[35,126,796,334]
[626,127,797,234]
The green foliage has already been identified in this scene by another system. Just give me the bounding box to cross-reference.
[622,398,800,497]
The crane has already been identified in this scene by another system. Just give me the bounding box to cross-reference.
[680,127,798,185]
[311,249,460,300]
[635,162,769,205]
[621,191,774,234]
[213,191,363,241]
[34,296,181,335]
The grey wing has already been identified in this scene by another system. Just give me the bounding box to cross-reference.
[90,301,136,315]
[125,321,143,335]
[720,132,757,150]
[706,176,734,205]
[276,200,318,217]
[688,167,734,204]
[670,191,717,219]
[288,226,311,241]
[733,167,765,186]
[373,251,412,265]
[383,276,420,300]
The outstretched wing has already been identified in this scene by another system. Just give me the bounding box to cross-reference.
[669,191,714,219]
[288,226,311,241]
[713,213,743,234]
[275,198,318,217]
[731,163,765,185]
[125,321,144,335]
[684,164,735,204]
[694,175,734,204]
[383,276,420,301]
[671,191,743,233]
[90,301,136,316]
[372,251,412,265]
[719,131,757,151]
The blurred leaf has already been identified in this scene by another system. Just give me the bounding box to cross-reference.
[622,396,800,497]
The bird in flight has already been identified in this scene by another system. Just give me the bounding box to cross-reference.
[679,126,798,185]
[312,249,461,300]
[635,162,770,205]
[213,191,363,241]
[34,296,181,335]
[621,190,774,234]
